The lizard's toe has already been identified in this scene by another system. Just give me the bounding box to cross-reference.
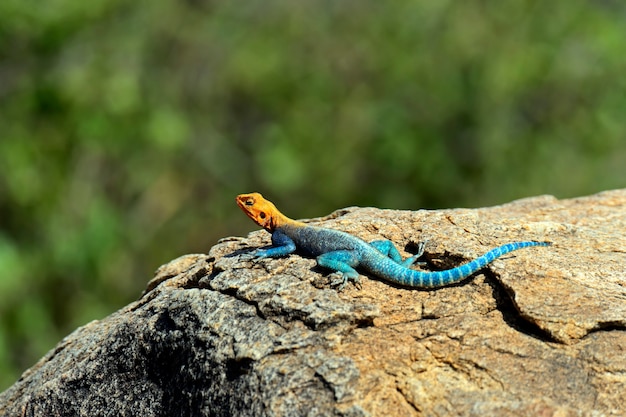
[239,249,270,262]
[239,252,257,262]
[329,272,346,289]
[330,272,361,291]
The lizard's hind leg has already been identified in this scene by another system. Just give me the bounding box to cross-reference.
[370,240,426,267]
[317,250,360,290]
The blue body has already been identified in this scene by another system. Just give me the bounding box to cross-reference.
[253,224,550,289]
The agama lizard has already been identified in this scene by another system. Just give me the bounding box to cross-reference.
[236,192,551,290]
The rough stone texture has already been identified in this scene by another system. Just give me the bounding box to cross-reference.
[1,189,625,417]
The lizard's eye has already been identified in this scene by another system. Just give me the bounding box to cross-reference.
[259,212,266,219]
[245,199,254,206]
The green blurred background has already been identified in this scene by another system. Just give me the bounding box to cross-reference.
[1,0,625,389]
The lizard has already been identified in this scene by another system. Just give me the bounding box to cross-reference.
[236,192,551,290]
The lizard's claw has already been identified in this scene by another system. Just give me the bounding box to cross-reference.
[329,272,344,289]
[402,239,429,268]
[330,272,361,291]
[238,252,256,262]
[239,249,265,262]
[415,239,428,257]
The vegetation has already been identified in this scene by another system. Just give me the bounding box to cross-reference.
[1,0,624,389]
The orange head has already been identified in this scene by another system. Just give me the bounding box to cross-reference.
[236,192,292,232]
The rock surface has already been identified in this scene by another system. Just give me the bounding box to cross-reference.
[1,190,625,417]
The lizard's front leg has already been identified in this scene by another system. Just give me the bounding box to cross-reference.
[253,229,296,258]
[316,250,360,290]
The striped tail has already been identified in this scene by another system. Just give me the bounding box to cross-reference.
[385,241,551,288]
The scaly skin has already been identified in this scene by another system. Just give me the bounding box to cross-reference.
[236,192,551,290]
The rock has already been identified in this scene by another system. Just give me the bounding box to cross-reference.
[1,189,625,417]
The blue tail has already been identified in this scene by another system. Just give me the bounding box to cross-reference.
[380,241,551,288]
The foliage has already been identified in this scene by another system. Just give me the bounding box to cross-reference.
[1,0,625,389]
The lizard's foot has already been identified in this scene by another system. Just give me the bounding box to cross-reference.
[330,271,361,291]
[239,248,268,262]
[413,240,428,258]
[239,252,257,262]
[402,240,428,267]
